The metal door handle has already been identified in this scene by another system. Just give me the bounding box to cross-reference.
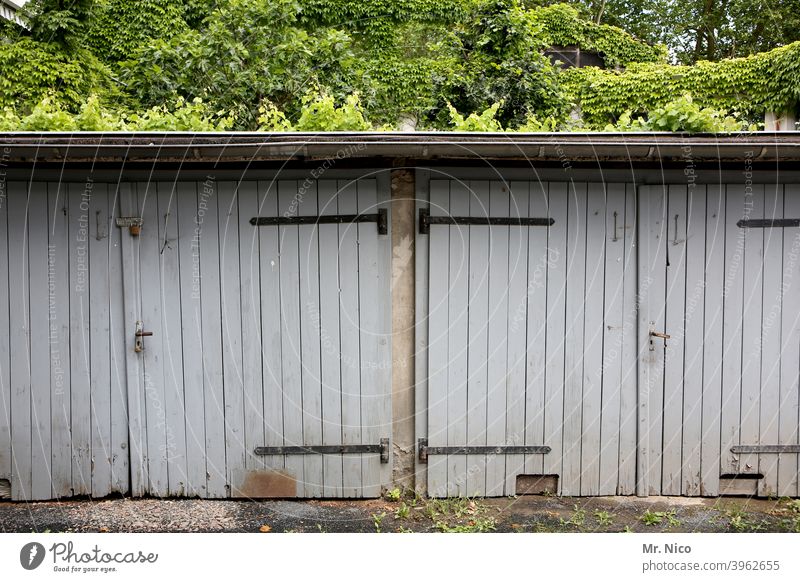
[649,331,670,340]
[135,331,153,337]
[134,321,152,352]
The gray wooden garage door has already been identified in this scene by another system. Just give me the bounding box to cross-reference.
[0,178,391,500]
[424,180,639,497]
[639,184,800,497]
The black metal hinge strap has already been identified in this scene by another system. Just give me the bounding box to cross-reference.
[256,438,390,463]
[251,208,387,235]
[418,438,550,463]
[732,445,800,454]
[419,208,554,235]
[737,219,800,228]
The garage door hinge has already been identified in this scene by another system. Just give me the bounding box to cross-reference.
[417,438,551,463]
[255,438,390,463]
[250,209,388,235]
[419,208,554,234]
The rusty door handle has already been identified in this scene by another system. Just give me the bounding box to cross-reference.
[134,321,152,352]
[649,331,671,340]
[135,330,153,337]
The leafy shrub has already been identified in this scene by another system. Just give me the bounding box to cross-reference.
[605,94,746,132]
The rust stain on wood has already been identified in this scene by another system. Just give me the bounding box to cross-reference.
[232,469,298,498]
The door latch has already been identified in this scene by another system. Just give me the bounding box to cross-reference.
[649,329,670,351]
[134,321,153,352]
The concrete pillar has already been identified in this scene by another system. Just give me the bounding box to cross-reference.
[390,167,416,489]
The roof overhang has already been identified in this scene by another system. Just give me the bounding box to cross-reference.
[1,132,798,165]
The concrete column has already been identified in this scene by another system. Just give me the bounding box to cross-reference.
[390,167,416,489]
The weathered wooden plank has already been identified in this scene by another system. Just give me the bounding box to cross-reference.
[426,180,449,497]
[699,185,724,496]
[523,180,547,480]
[337,180,363,497]
[8,181,32,500]
[0,176,11,489]
[119,183,145,497]
[237,181,264,476]
[414,171,431,496]
[542,182,567,491]
[503,181,528,494]
[69,182,92,496]
[138,182,168,496]
[637,184,668,495]
[277,180,305,495]
[778,184,800,497]
[28,182,50,500]
[176,182,207,497]
[48,182,71,499]
[88,183,112,498]
[598,183,625,495]
[157,182,189,496]
[107,183,128,495]
[257,181,286,480]
[466,181,490,497]
[720,185,747,479]
[218,181,246,494]
[357,179,384,498]
[739,185,765,477]
[486,181,510,496]
[617,183,638,495]
[662,185,687,495]
[317,181,343,497]
[580,182,606,496]
[298,182,323,497]
[758,184,783,497]
[442,181,470,496]
[561,182,587,496]
[198,177,227,497]
[681,185,706,496]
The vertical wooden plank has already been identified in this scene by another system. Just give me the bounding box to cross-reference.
[486,181,509,496]
[561,182,587,496]
[700,185,724,496]
[374,175,392,498]
[48,182,71,499]
[681,185,706,496]
[739,185,764,477]
[337,180,362,497]
[138,182,168,496]
[445,181,469,496]
[637,184,667,496]
[89,183,112,498]
[778,185,800,497]
[9,181,31,500]
[317,181,343,497]
[120,183,145,497]
[543,182,567,491]
[503,181,528,494]
[617,184,638,495]
[414,172,431,496]
[598,183,625,495]
[277,180,305,495]
[720,184,747,478]
[357,179,384,498]
[218,181,245,494]
[69,182,92,496]
[238,181,264,476]
[28,183,50,500]
[258,181,286,480]
[0,176,11,489]
[158,182,188,496]
[198,177,227,497]
[177,182,206,497]
[466,181,489,497]
[580,182,606,496]
[108,183,128,495]
[298,182,323,497]
[662,185,687,495]
[426,180,449,497]
[758,184,783,497]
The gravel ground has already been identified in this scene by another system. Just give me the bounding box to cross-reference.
[1,494,799,533]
